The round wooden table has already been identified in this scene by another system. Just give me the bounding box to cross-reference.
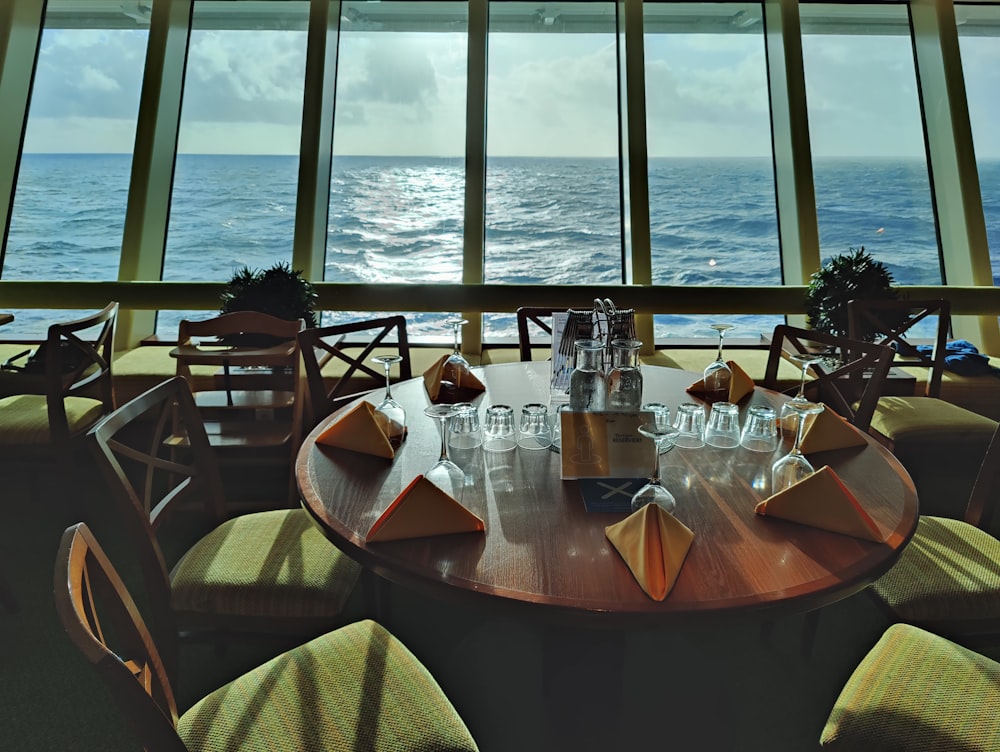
[297,361,918,628]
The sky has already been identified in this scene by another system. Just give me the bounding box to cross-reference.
[19,5,1000,160]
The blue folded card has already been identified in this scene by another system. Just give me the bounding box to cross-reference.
[578,477,647,513]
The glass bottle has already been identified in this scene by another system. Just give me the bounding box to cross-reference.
[606,338,643,410]
[568,339,607,412]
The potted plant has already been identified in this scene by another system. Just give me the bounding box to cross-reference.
[218,262,318,346]
[805,247,900,341]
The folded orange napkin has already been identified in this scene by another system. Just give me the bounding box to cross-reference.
[798,407,867,454]
[755,466,883,542]
[605,504,694,601]
[366,474,485,542]
[686,360,755,403]
[423,355,486,403]
[315,401,395,459]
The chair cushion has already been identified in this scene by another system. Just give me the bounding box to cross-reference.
[0,394,104,444]
[820,623,1000,751]
[869,515,1000,625]
[870,396,998,445]
[170,508,361,620]
[178,619,479,752]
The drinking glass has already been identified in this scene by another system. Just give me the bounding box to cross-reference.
[424,404,464,498]
[642,402,672,453]
[771,401,825,492]
[483,404,516,452]
[517,403,552,450]
[673,402,706,449]
[631,424,680,513]
[702,323,735,403]
[607,338,643,410]
[447,402,483,450]
[371,354,406,447]
[740,405,779,452]
[446,317,470,369]
[704,401,741,449]
[568,339,607,412]
[780,353,826,435]
[550,403,570,452]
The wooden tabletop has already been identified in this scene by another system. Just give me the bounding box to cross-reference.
[297,361,919,628]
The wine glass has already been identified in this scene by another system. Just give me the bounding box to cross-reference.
[779,353,826,435]
[631,424,680,513]
[703,323,735,403]
[424,404,464,499]
[771,400,825,492]
[446,317,470,369]
[371,354,405,448]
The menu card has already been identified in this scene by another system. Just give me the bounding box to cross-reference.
[560,410,655,479]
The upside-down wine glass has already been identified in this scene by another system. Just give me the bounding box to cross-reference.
[703,323,735,403]
[424,404,464,499]
[779,353,826,435]
[631,424,681,513]
[771,400,825,492]
[446,317,470,369]
[371,354,406,448]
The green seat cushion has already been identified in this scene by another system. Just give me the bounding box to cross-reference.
[821,623,1000,751]
[178,619,479,752]
[170,509,361,620]
[898,356,1000,421]
[113,345,217,404]
[0,394,104,444]
[869,396,998,445]
[870,515,1000,625]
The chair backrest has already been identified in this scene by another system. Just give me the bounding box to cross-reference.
[764,324,895,433]
[54,522,188,752]
[86,376,228,677]
[175,311,305,380]
[44,302,118,443]
[516,306,594,362]
[966,423,1000,534]
[297,315,412,427]
[848,298,950,398]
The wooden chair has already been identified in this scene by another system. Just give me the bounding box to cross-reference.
[821,623,1000,750]
[867,422,1000,644]
[848,298,998,517]
[173,311,306,502]
[516,305,594,362]
[54,522,480,752]
[85,376,362,683]
[762,324,895,433]
[0,301,117,456]
[297,315,412,428]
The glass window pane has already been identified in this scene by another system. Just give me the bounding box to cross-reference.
[801,4,941,287]
[3,0,148,339]
[482,2,620,341]
[326,1,468,340]
[644,3,781,341]
[957,3,1000,292]
[159,0,309,337]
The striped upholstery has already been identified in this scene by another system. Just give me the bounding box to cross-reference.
[178,619,479,752]
[870,516,1000,625]
[0,394,105,445]
[170,509,361,619]
[821,624,1000,750]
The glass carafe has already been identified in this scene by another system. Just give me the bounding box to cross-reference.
[606,338,643,410]
[568,339,607,412]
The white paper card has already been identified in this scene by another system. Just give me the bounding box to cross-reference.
[560,410,655,479]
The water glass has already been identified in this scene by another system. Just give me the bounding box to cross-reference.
[673,402,706,449]
[517,403,552,450]
[483,404,516,453]
[704,401,741,449]
[642,402,672,453]
[447,402,483,450]
[550,403,570,452]
[740,405,779,453]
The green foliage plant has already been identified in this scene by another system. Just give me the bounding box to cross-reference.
[805,247,899,341]
[219,262,318,346]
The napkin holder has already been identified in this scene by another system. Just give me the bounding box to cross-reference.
[315,401,396,459]
[605,504,694,601]
[423,355,486,403]
[366,475,485,542]
[798,408,867,454]
[686,360,755,403]
[755,466,883,542]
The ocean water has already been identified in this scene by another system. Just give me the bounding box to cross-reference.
[4,153,998,341]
